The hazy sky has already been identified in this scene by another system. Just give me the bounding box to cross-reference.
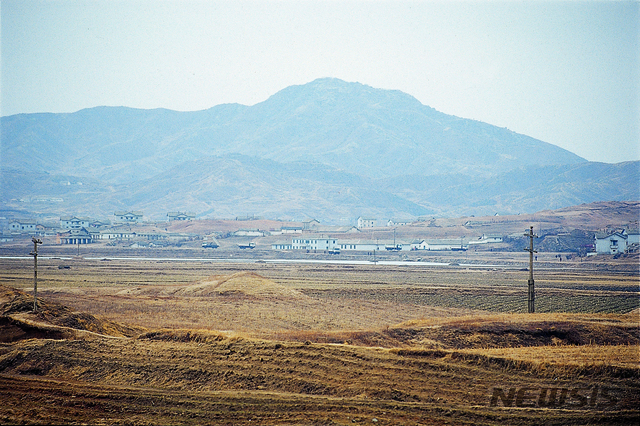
[1,0,638,163]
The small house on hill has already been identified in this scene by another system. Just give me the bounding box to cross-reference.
[114,211,143,224]
[167,211,195,221]
[386,218,412,226]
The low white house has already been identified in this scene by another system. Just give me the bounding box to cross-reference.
[8,220,37,233]
[412,239,468,251]
[114,211,143,224]
[468,234,503,245]
[386,219,412,226]
[167,211,195,221]
[98,229,136,240]
[234,229,265,237]
[281,226,303,234]
[595,231,628,254]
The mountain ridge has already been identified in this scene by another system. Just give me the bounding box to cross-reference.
[2,78,635,224]
[2,78,585,181]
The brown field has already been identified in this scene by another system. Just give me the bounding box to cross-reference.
[1,253,639,425]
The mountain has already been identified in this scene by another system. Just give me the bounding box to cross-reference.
[1,78,637,223]
[2,78,584,182]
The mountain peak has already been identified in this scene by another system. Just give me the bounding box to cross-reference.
[0,79,605,222]
[261,77,426,118]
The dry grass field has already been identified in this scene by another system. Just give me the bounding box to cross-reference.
[1,253,638,425]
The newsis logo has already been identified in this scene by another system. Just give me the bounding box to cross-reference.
[489,386,618,408]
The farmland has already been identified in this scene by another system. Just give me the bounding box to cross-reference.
[0,251,638,425]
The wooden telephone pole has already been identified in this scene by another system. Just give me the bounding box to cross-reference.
[524,226,538,313]
[30,237,43,312]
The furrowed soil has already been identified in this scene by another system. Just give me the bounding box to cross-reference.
[0,254,638,425]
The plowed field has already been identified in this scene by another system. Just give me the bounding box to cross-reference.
[1,256,638,425]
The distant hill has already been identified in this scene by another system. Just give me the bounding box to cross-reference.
[1,78,637,223]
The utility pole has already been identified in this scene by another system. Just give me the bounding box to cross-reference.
[524,226,538,313]
[30,237,43,312]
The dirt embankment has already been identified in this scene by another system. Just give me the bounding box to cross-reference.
[0,285,145,343]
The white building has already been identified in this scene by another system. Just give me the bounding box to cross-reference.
[8,220,37,233]
[271,241,293,250]
[167,212,196,221]
[292,237,339,251]
[357,217,377,228]
[280,226,303,234]
[595,231,628,254]
[386,219,412,226]
[98,229,136,240]
[58,228,94,245]
[60,216,91,229]
[412,239,468,251]
[626,229,640,245]
[468,234,503,245]
[234,229,265,237]
[114,211,143,224]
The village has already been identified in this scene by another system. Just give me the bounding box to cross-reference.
[2,206,638,257]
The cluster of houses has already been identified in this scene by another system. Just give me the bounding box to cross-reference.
[3,212,638,255]
[6,211,197,246]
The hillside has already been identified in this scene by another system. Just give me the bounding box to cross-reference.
[2,78,584,182]
[2,156,637,223]
[2,78,637,223]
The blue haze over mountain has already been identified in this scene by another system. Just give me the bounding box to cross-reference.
[1,78,637,223]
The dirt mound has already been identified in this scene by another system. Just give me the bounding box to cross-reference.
[0,285,144,341]
[0,316,75,342]
[271,314,640,349]
[270,329,404,348]
[138,329,233,343]
[387,315,640,349]
[176,272,307,299]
